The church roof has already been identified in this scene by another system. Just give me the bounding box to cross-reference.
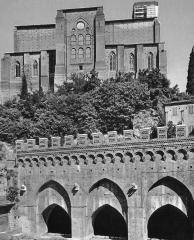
[15,24,55,30]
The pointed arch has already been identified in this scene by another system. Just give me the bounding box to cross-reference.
[92,204,127,238]
[71,48,76,60]
[148,52,154,70]
[15,61,21,77]
[33,60,38,76]
[86,34,91,45]
[149,176,194,219]
[78,34,84,45]
[89,178,128,215]
[38,180,71,216]
[42,204,71,236]
[70,35,76,46]
[86,47,91,59]
[78,48,84,59]
[109,51,117,71]
[129,53,135,72]
[148,204,192,240]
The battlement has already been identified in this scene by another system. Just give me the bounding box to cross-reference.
[15,125,189,152]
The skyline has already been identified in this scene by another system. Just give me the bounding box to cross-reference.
[0,0,194,91]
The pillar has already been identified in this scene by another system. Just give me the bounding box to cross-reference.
[154,19,160,43]
[40,51,49,92]
[117,45,125,73]
[54,10,67,89]
[1,54,11,103]
[158,43,167,76]
[95,7,106,75]
[136,44,144,75]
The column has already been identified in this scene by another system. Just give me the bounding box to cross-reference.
[117,45,125,73]
[40,50,49,92]
[95,7,106,76]
[136,44,144,75]
[54,10,67,89]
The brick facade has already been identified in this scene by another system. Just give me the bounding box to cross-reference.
[0,5,167,103]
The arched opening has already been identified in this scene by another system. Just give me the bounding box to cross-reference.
[15,61,21,77]
[148,52,153,70]
[149,176,194,219]
[33,60,38,76]
[109,51,117,71]
[42,204,71,236]
[92,204,127,238]
[148,204,192,240]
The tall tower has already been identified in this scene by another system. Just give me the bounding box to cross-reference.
[132,1,158,19]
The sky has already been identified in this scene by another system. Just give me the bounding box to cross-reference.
[0,0,194,91]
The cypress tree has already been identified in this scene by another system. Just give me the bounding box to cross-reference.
[186,46,194,95]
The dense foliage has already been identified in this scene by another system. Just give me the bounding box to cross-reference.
[186,46,194,95]
[0,69,184,144]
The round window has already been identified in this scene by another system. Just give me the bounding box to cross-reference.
[77,21,85,30]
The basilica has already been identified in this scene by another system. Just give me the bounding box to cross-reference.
[0,2,167,103]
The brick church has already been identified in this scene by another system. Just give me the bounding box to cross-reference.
[0,1,167,103]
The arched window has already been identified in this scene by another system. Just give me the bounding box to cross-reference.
[71,48,76,60]
[109,51,116,71]
[86,47,91,59]
[15,61,20,77]
[129,53,135,72]
[70,35,76,46]
[33,60,38,76]
[78,34,84,45]
[86,34,91,45]
[148,52,154,70]
[78,48,84,59]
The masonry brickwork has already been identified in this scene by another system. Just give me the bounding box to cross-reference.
[0,4,167,103]
[0,126,194,240]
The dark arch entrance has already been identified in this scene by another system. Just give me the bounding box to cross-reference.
[92,204,127,238]
[42,204,71,236]
[148,204,192,240]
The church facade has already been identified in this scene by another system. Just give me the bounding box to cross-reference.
[0,4,167,103]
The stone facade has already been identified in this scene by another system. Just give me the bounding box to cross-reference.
[0,126,191,240]
[165,99,194,135]
[1,4,167,103]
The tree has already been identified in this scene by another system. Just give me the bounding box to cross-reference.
[186,46,194,95]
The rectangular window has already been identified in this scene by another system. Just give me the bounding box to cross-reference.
[181,110,184,123]
[172,107,178,116]
[188,105,194,114]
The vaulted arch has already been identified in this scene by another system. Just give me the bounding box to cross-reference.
[148,204,192,240]
[92,204,127,238]
[89,178,128,217]
[149,176,194,220]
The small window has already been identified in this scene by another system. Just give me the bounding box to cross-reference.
[78,34,84,45]
[78,48,84,59]
[33,60,38,76]
[148,52,154,70]
[86,34,91,45]
[86,47,91,59]
[172,107,177,116]
[109,51,116,71]
[15,61,21,77]
[71,35,76,46]
[71,48,76,60]
[129,53,135,72]
[79,65,83,70]
[188,105,194,114]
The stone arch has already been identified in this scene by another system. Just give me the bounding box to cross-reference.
[42,203,71,236]
[145,151,155,161]
[36,180,71,235]
[124,151,134,162]
[148,176,194,220]
[87,178,128,238]
[105,153,114,163]
[148,204,192,240]
[89,178,128,217]
[167,149,177,160]
[155,150,166,161]
[92,204,127,238]
[134,151,144,162]
[115,152,124,163]
[88,154,96,164]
